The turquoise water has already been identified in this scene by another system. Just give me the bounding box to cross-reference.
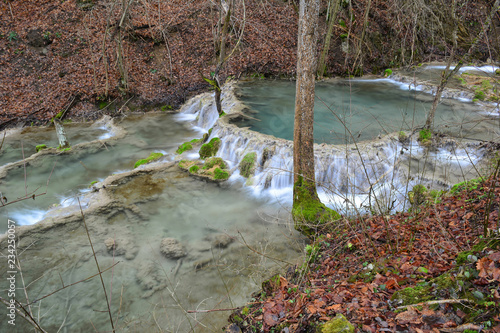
[234,79,497,144]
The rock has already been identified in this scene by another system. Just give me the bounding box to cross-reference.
[212,234,234,248]
[160,238,186,259]
[103,237,138,260]
[135,262,168,298]
[225,323,242,333]
[320,314,355,333]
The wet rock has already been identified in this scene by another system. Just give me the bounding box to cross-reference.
[104,237,139,260]
[160,238,186,259]
[212,234,234,249]
[136,262,168,298]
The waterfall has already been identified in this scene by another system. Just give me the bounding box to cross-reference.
[177,81,487,214]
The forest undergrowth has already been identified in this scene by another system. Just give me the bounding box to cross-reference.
[227,163,500,333]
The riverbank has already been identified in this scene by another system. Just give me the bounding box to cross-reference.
[1,0,497,130]
[226,169,500,332]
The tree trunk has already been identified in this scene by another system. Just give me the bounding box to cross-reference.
[54,119,70,149]
[214,0,232,116]
[293,0,340,235]
[317,0,340,78]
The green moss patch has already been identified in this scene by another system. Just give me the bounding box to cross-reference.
[214,167,229,180]
[36,144,47,152]
[134,152,163,168]
[239,152,257,178]
[203,157,227,170]
[199,137,221,159]
[176,142,193,154]
[418,129,432,143]
[178,157,230,181]
[292,177,341,236]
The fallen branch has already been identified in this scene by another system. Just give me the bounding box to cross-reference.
[395,298,474,310]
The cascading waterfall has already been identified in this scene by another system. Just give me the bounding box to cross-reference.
[177,80,487,214]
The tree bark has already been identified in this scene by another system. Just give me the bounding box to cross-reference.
[293,0,340,235]
[54,119,70,149]
[317,0,340,78]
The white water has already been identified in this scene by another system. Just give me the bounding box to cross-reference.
[177,80,488,214]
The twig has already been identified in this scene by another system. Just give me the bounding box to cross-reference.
[25,262,119,306]
[395,298,474,310]
[0,297,48,333]
[78,198,115,332]
[187,307,240,313]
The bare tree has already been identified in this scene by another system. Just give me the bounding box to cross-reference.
[293,0,340,235]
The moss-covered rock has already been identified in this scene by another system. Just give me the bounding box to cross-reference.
[199,137,221,159]
[178,157,230,182]
[239,152,257,178]
[35,144,47,152]
[319,314,354,333]
[292,177,341,236]
[134,152,163,168]
[203,157,227,170]
[176,142,193,154]
[214,167,229,180]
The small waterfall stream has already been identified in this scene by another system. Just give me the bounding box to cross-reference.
[177,78,491,214]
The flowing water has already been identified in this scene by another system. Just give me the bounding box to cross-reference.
[0,73,498,332]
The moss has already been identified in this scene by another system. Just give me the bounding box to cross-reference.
[418,129,432,142]
[134,152,163,168]
[409,184,428,206]
[160,105,173,111]
[189,165,199,174]
[176,142,193,154]
[89,180,98,187]
[384,68,393,77]
[292,177,341,236]
[474,89,485,101]
[199,137,221,159]
[203,157,227,170]
[391,285,434,306]
[481,80,492,90]
[451,177,483,194]
[398,131,407,142]
[319,314,354,333]
[35,144,47,152]
[213,167,229,180]
[54,110,64,119]
[239,152,257,178]
[189,138,201,144]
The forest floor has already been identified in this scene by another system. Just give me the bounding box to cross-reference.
[226,169,500,333]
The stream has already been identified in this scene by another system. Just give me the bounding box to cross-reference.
[1,69,499,332]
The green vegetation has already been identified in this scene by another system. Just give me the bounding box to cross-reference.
[213,167,229,180]
[320,314,354,333]
[398,131,407,142]
[8,31,18,41]
[203,157,227,170]
[160,105,173,111]
[35,144,47,152]
[134,152,163,168]
[451,177,483,193]
[474,89,486,101]
[89,180,98,188]
[176,142,193,154]
[239,152,257,178]
[199,137,221,159]
[292,177,341,235]
[418,129,432,144]
[188,165,199,173]
[384,68,393,77]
